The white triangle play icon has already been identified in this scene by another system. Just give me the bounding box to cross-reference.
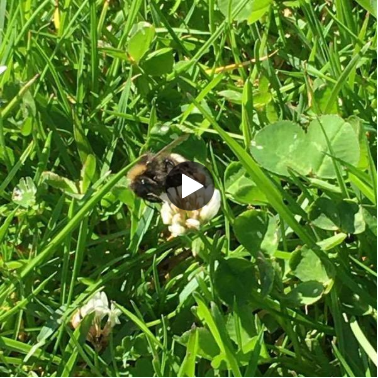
[182,174,204,199]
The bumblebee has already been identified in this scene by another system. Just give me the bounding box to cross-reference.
[127,135,188,202]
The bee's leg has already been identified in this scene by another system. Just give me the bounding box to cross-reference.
[144,201,156,210]
[164,158,175,171]
[145,193,163,203]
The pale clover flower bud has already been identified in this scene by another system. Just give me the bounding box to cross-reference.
[185,218,201,230]
[169,222,187,237]
[160,189,221,237]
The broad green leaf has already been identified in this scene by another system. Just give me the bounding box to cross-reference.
[362,207,377,236]
[251,120,309,176]
[253,92,272,108]
[214,258,256,305]
[348,115,370,169]
[42,172,78,194]
[316,233,347,251]
[309,197,366,234]
[234,210,266,255]
[256,254,275,296]
[307,116,360,178]
[98,47,128,60]
[218,90,242,104]
[21,117,33,136]
[12,177,37,208]
[218,89,271,107]
[112,176,136,208]
[289,246,332,284]
[178,327,220,360]
[0,74,39,119]
[234,210,277,256]
[224,162,267,204]
[261,215,279,256]
[131,334,150,356]
[142,48,174,76]
[127,22,155,63]
[247,0,272,23]
[284,281,324,307]
[355,0,377,17]
[218,0,272,23]
[226,305,270,363]
[129,359,154,376]
[250,116,360,179]
[226,304,256,351]
[313,84,338,114]
[309,198,340,231]
[211,353,228,370]
[338,201,366,234]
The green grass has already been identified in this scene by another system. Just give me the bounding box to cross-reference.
[0,0,377,376]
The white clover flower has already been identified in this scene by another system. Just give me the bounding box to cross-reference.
[80,291,109,321]
[161,189,221,237]
[198,189,221,222]
[108,302,122,328]
[185,218,201,230]
[169,222,187,237]
[0,66,6,75]
[71,291,122,350]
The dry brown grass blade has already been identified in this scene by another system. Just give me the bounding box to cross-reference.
[205,50,278,74]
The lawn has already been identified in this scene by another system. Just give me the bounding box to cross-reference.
[0,0,377,376]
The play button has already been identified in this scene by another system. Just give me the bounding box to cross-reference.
[182,174,204,198]
[165,161,214,211]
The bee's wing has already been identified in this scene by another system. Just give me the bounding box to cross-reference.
[153,134,189,159]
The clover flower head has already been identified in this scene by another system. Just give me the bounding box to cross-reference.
[80,291,109,321]
[71,291,122,350]
[12,177,37,208]
[161,189,221,237]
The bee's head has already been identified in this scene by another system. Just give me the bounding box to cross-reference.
[130,175,163,202]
